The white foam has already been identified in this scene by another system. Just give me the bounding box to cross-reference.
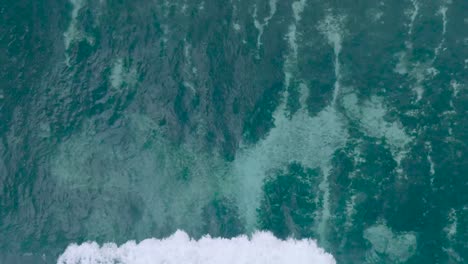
[57,230,336,264]
[265,0,278,27]
[232,8,349,243]
[425,142,435,182]
[232,105,348,236]
[344,193,357,229]
[408,0,419,36]
[396,0,420,76]
[318,14,345,106]
[412,63,441,102]
[342,93,412,177]
[253,0,278,51]
[50,115,228,234]
[394,52,437,101]
[398,2,452,102]
[444,209,458,240]
[109,59,137,90]
[182,40,197,92]
[283,22,299,97]
[394,51,409,75]
[110,59,124,89]
[433,6,448,61]
[292,0,307,22]
[288,0,307,58]
[198,1,205,10]
[414,85,424,101]
[283,0,307,92]
[286,24,299,67]
[63,0,95,65]
[63,0,85,65]
[364,224,417,263]
[181,2,188,14]
[64,0,85,51]
[450,80,461,97]
[342,94,411,152]
[371,10,384,22]
[298,82,309,108]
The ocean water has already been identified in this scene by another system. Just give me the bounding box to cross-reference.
[0,0,467,263]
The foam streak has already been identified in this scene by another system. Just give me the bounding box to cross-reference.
[253,0,278,52]
[433,5,448,62]
[408,0,419,36]
[319,15,344,106]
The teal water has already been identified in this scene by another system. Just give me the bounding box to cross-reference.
[0,0,467,263]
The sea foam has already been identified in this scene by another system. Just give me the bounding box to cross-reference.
[57,230,335,264]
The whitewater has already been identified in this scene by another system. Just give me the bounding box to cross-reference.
[57,230,335,264]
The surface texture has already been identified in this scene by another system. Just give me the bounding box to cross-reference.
[0,0,467,263]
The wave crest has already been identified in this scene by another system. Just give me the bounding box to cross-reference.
[57,230,335,264]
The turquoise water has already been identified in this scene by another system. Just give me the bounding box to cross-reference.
[0,0,467,263]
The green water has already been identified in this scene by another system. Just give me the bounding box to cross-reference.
[0,0,467,263]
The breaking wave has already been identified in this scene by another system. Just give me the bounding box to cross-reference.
[57,230,335,264]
